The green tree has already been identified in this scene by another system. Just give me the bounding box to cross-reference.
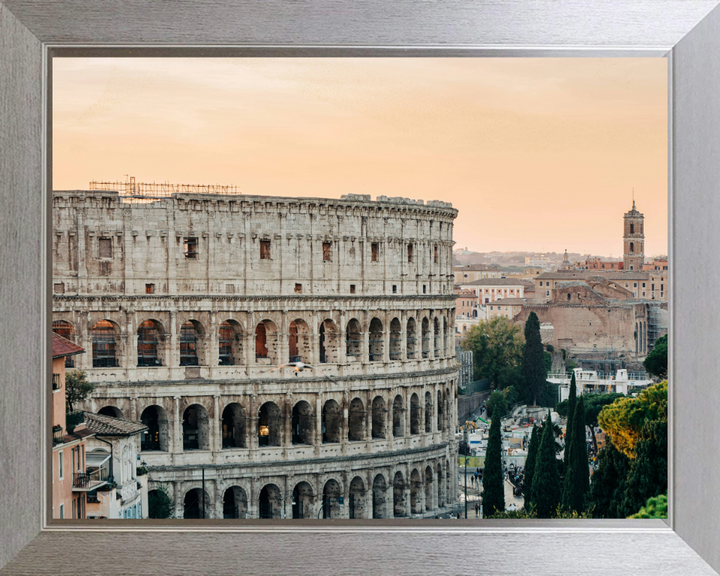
[481,410,505,516]
[628,494,668,519]
[643,334,667,378]
[462,317,524,387]
[65,369,95,413]
[486,390,508,420]
[587,443,631,518]
[619,419,667,517]
[148,484,175,519]
[529,413,561,518]
[523,425,540,500]
[562,372,578,472]
[597,381,667,459]
[561,396,589,513]
[520,312,547,405]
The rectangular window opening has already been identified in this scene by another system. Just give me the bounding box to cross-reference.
[295,283,302,294]
[322,242,332,261]
[371,242,379,262]
[99,237,112,259]
[145,283,155,294]
[407,243,413,263]
[260,240,271,260]
[184,237,198,259]
[350,284,356,294]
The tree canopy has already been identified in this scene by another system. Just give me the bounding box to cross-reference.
[148,484,175,519]
[643,334,667,378]
[481,410,505,516]
[65,369,95,413]
[461,317,524,387]
[561,396,589,513]
[562,372,577,472]
[523,425,540,500]
[520,312,548,405]
[529,414,561,518]
[486,390,509,420]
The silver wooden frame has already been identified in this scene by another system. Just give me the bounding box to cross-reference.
[2,2,720,574]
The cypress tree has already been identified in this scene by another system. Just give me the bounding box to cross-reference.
[563,372,577,472]
[521,312,547,406]
[530,412,561,518]
[561,396,589,513]
[481,411,505,516]
[523,425,540,501]
[588,443,630,518]
[619,419,667,517]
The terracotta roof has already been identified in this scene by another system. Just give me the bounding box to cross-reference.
[84,412,148,436]
[489,298,528,306]
[536,270,650,281]
[52,332,85,359]
[462,278,528,286]
[453,264,500,272]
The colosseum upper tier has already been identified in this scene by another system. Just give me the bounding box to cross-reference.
[52,189,460,520]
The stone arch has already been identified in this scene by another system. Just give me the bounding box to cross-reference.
[406,317,417,359]
[319,319,340,364]
[443,316,449,355]
[179,319,207,366]
[98,405,123,419]
[223,486,248,519]
[421,317,431,358]
[424,465,434,511]
[410,393,421,435]
[445,458,452,504]
[292,481,315,519]
[410,469,422,515]
[140,405,169,452]
[346,318,362,358]
[348,397,365,442]
[393,471,406,518]
[258,483,282,519]
[221,403,247,449]
[437,462,445,507]
[392,394,404,438]
[291,400,314,445]
[372,474,387,519]
[371,396,387,439]
[322,399,341,444]
[389,317,402,361]
[288,318,311,363]
[255,319,278,363]
[91,319,120,368]
[437,389,443,431]
[184,487,211,519]
[322,479,342,519]
[219,319,244,366]
[52,320,77,368]
[137,319,165,367]
[425,391,433,433]
[434,316,441,357]
[368,317,384,362]
[182,404,210,451]
[258,401,282,447]
[348,476,366,519]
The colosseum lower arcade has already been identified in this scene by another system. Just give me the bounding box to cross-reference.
[53,189,460,519]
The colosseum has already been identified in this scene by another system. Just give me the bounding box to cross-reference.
[52,186,460,519]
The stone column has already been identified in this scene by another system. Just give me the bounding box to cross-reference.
[167,311,179,377]
[341,391,349,455]
[173,396,182,458]
[213,395,221,453]
[284,395,293,454]
[315,396,323,456]
[386,391,394,451]
[248,394,258,453]
[382,310,390,363]
[174,481,184,519]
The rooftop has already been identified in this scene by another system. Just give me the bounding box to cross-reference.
[453,264,501,272]
[84,412,148,437]
[461,278,528,286]
[52,332,85,359]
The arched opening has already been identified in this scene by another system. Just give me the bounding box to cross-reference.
[389,317,402,360]
[322,479,342,519]
[137,319,163,367]
[319,319,340,364]
[445,458,452,504]
[437,463,445,508]
[219,320,243,365]
[52,320,76,367]
[630,241,634,253]
[434,317,441,357]
[291,401,313,445]
[221,403,247,449]
[288,319,310,363]
[437,390,443,431]
[424,466,434,511]
[348,397,365,442]
[410,469,422,515]
[346,319,361,358]
[410,393,421,435]
[255,320,278,363]
[372,474,387,519]
[630,223,635,234]
[445,388,450,429]
[392,395,404,438]
[91,320,118,367]
[182,404,210,450]
[406,317,417,359]
[425,391,433,433]
[258,484,282,519]
[98,406,123,419]
[183,488,210,519]
[421,318,430,358]
[322,399,341,444]
[443,317,449,355]
[349,476,366,519]
[257,402,282,447]
[368,318,384,362]
[292,482,314,519]
[223,486,248,519]
[140,405,169,452]
[393,471,405,518]
[179,320,203,366]
[371,396,386,439]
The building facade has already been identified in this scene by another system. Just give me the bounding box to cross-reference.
[53,189,460,520]
[457,278,529,304]
[623,200,645,271]
[453,264,502,284]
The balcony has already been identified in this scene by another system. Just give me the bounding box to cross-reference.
[52,373,61,391]
[52,425,64,445]
[73,468,109,492]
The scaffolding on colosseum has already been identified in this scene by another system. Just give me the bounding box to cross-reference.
[89,176,242,203]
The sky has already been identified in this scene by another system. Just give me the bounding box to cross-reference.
[53,58,668,257]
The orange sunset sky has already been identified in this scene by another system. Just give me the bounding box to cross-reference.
[53,58,668,257]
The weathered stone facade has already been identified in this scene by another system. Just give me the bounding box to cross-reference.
[53,190,460,519]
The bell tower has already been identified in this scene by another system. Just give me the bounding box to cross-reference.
[623,199,644,271]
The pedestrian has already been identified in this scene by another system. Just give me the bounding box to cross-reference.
[456,512,461,520]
